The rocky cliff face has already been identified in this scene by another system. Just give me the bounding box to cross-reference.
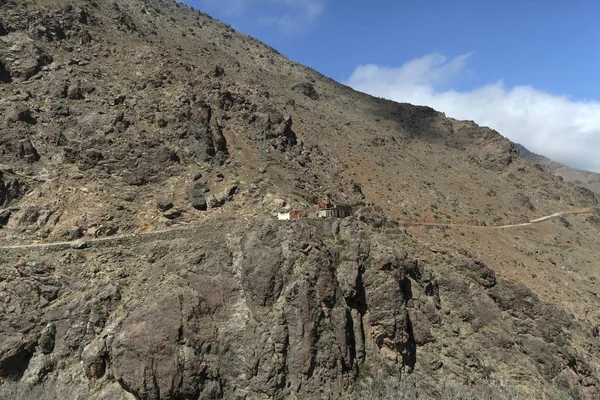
[2,218,598,399]
[1,0,600,399]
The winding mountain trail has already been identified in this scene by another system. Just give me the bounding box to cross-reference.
[0,208,597,251]
[0,223,206,251]
[494,208,597,229]
[400,207,598,229]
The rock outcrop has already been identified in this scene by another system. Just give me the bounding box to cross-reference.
[2,219,599,399]
[187,103,228,165]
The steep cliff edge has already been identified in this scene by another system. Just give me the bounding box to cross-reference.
[2,218,599,399]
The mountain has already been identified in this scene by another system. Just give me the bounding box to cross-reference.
[517,143,600,195]
[1,1,600,399]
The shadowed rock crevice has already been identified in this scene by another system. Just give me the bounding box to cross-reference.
[0,342,36,380]
[345,266,368,365]
[0,173,28,207]
[400,276,417,371]
[187,103,229,166]
[0,61,10,83]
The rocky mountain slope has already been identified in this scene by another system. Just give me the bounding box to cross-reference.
[1,0,600,399]
[517,144,600,195]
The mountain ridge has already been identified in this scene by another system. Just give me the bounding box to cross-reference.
[1,1,600,399]
[516,143,600,195]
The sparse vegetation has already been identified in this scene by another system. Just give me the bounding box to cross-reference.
[38,324,56,355]
[349,374,573,400]
[0,381,90,400]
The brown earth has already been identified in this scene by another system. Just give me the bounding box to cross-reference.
[1,0,600,399]
[517,143,600,195]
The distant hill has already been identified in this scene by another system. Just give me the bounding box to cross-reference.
[516,144,600,194]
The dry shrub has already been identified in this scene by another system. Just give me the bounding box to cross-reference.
[349,374,573,400]
[0,380,90,400]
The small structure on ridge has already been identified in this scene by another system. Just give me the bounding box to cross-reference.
[317,205,353,219]
[278,211,302,220]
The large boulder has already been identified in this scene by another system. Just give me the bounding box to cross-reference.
[186,184,207,210]
[206,186,237,209]
[292,82,319,100]
[0,33,52,81]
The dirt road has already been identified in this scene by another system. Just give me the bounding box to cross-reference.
[0,208,597,251]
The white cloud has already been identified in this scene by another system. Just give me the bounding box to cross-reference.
[346,54,600,173]
[199,0,326,33]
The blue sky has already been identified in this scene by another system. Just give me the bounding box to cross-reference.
[184,0,600,172]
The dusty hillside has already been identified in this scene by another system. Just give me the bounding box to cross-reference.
[1,0,600,399]
[517,144,600,195]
